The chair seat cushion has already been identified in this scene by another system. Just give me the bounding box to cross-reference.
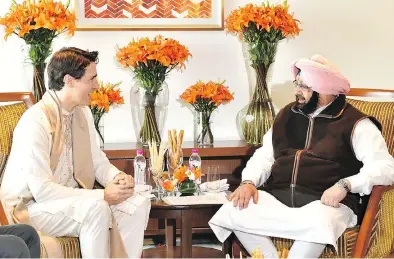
[39,235,81,258]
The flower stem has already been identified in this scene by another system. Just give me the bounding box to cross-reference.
[93,112,104,144]
[197,110,213,145]
[33,63,46,102]
[140,98,161,144]
[242,64,276,145]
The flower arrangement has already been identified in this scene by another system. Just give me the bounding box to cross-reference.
[89,81,124,144]
[116,35,192,145]
[226,247,289,259]
[226,1,300,67]
[173,164,203,195]
[250,247,289,258]
[0,0,76,102]
[161,178,177,193]
[225,1,301,145]
[180,80,234,146]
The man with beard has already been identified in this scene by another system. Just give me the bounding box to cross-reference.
[209,54,394,258]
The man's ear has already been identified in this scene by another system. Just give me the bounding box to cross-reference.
[63,74,74,87]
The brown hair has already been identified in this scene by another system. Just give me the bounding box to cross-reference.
[47,47,99,91]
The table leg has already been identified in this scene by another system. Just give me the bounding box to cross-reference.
[181,210,192,258]
[165,219,176,247]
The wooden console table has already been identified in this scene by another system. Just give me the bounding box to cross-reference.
[104,140,258,237]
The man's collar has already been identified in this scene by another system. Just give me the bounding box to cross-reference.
[291,95,347,119]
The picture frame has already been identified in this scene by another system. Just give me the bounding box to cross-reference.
[74,0,224,31]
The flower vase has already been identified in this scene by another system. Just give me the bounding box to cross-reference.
[178,179,197,196]
[33,62,46,103]
[237,41,278,145]
[194,110,214,147]
[149,167,165,201]
[130,81,169,146]
[167,149,183,177]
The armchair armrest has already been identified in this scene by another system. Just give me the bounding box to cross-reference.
[353,184,394,258]
[0,202,10,226]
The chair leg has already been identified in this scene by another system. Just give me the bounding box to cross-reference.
[222,233,251,258]
[222,233,235,258]
[234,237,250,258]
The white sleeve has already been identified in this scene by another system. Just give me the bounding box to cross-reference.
[241,128,275,187]
[13,116,105,203]
[345,118,394,195]
[82,107,120,187]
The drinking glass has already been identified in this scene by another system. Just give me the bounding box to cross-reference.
[206,165,220,192]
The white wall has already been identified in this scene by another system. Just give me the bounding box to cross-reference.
[1,0,393,144]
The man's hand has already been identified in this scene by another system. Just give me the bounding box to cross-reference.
[104,179,134,205]
[321,184,347,208]
[228,184,258,209]
[114,172,135,189]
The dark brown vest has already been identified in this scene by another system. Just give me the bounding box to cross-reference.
[263,95,381,221]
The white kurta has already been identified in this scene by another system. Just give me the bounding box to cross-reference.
[209,104,394,249]
[0,104,150,258]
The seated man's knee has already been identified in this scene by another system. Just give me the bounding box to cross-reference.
[134,197,151,221]
[88,199,112,220]
[141,197,151,213]
[16,224,40,244]
[0,235,30,258]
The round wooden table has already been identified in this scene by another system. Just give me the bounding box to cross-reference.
[143,200,224,258]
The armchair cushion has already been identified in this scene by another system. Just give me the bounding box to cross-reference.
[346,99,394,155]
[0,102,28,183]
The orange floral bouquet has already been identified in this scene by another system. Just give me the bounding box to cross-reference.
[89,81,124,144]
[173,164,203,195]
[180,80,234,146]
[0,0,76,102]
[116,35,191,145]
[226,1,301,145]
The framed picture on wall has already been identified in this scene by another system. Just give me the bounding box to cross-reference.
[74,0,224,30]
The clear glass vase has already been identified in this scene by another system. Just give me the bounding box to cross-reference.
[130,81,169,145]
[92,113,104,150]
[237,41,278,145]
[149,166,164,201]
[194,110,214,147]
[167,148,183,176]
[178,179,197,196]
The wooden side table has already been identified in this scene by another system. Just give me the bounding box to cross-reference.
[143,201,223,258]
[104,140,257,237]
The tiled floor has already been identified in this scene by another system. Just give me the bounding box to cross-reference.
[143,233,221,251]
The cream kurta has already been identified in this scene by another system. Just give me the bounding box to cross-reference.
[209,104,394,249]
[0,101,150,258]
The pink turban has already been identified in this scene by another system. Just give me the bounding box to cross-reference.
[291,54,350,95]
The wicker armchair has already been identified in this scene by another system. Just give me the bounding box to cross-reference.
[223,88,394,258]
[0,92,81,258]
